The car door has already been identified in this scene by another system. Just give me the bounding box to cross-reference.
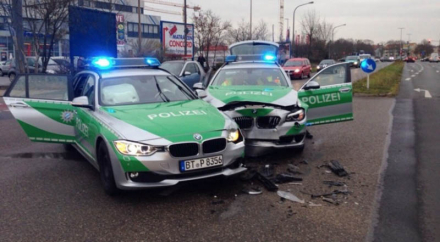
[181,63,200,88]
[298,63,353,126]
[3,74,75,142]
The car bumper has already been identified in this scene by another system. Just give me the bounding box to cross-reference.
[284,70,301,78]
[108,137,246,189]
[245,132,306,157]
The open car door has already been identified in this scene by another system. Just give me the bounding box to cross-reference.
[3,74,75,143]
[298,63,353,126]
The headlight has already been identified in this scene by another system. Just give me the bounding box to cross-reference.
[227,129,240,142]
[285,109,305,122]
[294,69,300,73]
[354,62,358,64]
[317,66,320,69]
[46,69,56,74]
[114,140,157,156]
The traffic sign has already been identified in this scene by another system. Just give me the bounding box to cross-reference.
[361,59,376,74]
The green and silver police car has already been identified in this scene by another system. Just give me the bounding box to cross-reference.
[3,57,245,195]
[194,41,354,156]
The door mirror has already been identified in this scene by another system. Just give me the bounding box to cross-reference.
[71,96,92,109]
[193,82,204,90]
[303,81,320,90]
[195,89,207,99]
[184,71,191,76]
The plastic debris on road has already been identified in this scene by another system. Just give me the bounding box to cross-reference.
[327,160,349,177]
[273,173,303,184]
[277,190,305,204]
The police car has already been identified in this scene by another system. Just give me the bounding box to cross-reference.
[194,41,354,156]
[3,57,245,195]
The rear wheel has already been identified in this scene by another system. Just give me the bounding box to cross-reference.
[98,142,121,196]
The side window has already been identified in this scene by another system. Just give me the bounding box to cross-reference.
[193,63,200,74]
[313,65,347,87]
[9,76,26,97]
[28,75,69,100]
[27,58,35,67]
[73,74,88,97]
[184,63,196,74]
[81,75,95,106]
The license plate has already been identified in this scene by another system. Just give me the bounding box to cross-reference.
[180,155,223,172]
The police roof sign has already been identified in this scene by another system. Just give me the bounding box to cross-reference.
[160,21,194,59]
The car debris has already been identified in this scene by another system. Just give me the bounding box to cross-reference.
[242,187,263,195]
[212,200,225,205]
[239,169,257,181]
[273,173,303,184]
[306,130,313,139]
[322,197,340,205]
[308,201,322,207]
[301,189,351,199]
[277,190,305,204]
[256,172,278,191]
[287,164,303,175]
[327,160,349,177]
[322,181,346,187]
[300,160,309,165]
[288,182,303,185]
[260,164,275,178]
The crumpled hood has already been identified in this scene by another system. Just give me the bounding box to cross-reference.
[100,100,227,143]
[206,85,298,108]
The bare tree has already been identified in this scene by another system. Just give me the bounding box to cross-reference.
[414,39,434,57]
[226,19,270,44]
[300,10,320,58]
[192,10,230,68]
[0,0,26,75]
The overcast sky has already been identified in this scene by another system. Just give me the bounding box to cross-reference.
[144,0,440,44]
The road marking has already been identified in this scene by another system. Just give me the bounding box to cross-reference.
[437,70,439,73]
[405,78,411,81]
[411,75,415,77]
[414,88,432,98]
[410,70,414,72]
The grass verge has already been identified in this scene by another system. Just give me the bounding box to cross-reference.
[353,61,404,96]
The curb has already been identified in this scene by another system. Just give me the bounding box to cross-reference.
[354,93,395,98]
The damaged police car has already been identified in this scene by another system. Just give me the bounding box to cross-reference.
[4,57,245,195]
[195,41,354,156]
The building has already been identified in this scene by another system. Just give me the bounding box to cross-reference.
[0,0,161,60]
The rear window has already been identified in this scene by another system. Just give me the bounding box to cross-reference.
[284,61,303,67]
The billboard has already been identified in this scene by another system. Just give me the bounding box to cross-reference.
[160,21,194,59]
[116,14,125,46]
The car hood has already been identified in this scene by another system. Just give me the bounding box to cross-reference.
[206,85,298,109]
[100,100,227,143]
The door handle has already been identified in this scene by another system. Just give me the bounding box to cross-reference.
[10,102,29,108]
[339,87,351,93]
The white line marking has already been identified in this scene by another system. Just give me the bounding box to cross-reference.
[405,78,411,81]
[411,75,415,77]
[411,70,414,72]
[425,90,432,98]
[437,70,439,73]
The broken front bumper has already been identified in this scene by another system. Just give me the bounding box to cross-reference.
[245,132,306,157]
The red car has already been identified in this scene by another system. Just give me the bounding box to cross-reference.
[282,58,312,79]
[405,56,416,63]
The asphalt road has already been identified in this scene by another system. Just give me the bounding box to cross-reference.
[0,93,395,239]
[372,61,440,242]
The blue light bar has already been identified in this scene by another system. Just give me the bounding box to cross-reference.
[264,54,276,61]
[225,55,238,63]
[145,57,161,67]
[91,57,114,69]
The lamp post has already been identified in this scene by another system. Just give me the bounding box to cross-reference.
[329,24,346,59]
[250,0,252,39]
[398,27,404,58]
[292,1,313,57]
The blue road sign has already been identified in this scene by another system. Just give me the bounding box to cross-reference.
[361,59,376,74]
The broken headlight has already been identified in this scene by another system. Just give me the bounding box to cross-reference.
[114,140,158,156]
[285,109,305,122]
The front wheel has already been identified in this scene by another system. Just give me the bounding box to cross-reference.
[98,142,121,196]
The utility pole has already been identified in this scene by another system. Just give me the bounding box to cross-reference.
[184,0,187,57]
[250,0,252,39]
[138,0,142,56]
[329,24,346,59]
[398,27,404,58]
[272,24,274,42]
[292,1,314,57]
[11,0,25,74]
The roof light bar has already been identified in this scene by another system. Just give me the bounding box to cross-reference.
[91,57,114,69]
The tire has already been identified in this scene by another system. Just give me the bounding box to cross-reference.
[98,142,121,196]
[301,72,305,79]
[63,144,75,152]
[9,73,15,82]
[307,72,311,78]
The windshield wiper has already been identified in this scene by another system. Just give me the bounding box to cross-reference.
[154,78,170,102]
[166,76,195,99]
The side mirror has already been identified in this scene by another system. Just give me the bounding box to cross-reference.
[195,89,207,99]
[193,82,204,90]
[184,71,191,76]
[303,81,320,90]
[71,96,93,109]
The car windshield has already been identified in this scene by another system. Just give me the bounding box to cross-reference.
[159,62,184,76]
[320,60,334,64]
[230,43,278,55]
[346,56,358,60]
[100,75,194,106]
[211,68,289,87]
[284,61,303,67]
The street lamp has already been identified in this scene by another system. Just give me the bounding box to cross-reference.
[398,27,404,58]
[329,24,346,59]
[250,0,252,39]
[292,1,314,57]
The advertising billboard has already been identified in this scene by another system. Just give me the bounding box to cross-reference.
[116,14,125,46]
[160,21,194,59]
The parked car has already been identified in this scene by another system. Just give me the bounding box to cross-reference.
[429,53,439,63]
[160,60,206,89]
[405,56,416,63]
[338,57,345,62]
[0,59,13,76]
[8,57,61,81]
[282,58,312,79]
[345,55,361,68]
[359,54,372,63]
[51,57,72,74]
[316,59,336,71]
[421,57,430,62]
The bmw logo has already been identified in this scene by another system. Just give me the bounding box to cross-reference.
[252,109,258,114]
[193,133,203,141]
